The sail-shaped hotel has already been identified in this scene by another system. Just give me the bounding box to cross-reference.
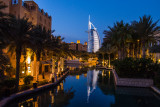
[88,16,101,53]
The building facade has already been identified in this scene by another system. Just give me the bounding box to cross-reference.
[88,16,100,53]
[1,0,53,79]
[68,40,87,52]
[0,0,52,31]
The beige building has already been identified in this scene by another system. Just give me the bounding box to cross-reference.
[0,0,52,31]
[1,0,53,79]
[68,40,87,52]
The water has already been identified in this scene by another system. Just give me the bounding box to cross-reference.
[9,68,160,107]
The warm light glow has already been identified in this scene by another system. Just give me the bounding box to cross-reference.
[22,71,25,74]
[28,66,31,74]
[84,42,87,45]
[159,59,160,63]
[77,40,80,44]
[71,42,74,43]
[76,75,80,79]
[51,96,54,104]
[137,40,140,42]
[84,73,87,77]
[27,56,31,64]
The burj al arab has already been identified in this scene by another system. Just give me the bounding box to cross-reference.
[87,15,101,53]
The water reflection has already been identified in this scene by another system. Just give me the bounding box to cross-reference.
[18,81,75,107]
[87,70,99,103]
[8,67,160,107]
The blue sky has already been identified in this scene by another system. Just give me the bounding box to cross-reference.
[33,0,160,44]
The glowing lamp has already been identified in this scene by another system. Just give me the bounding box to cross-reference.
[27,56,31,64]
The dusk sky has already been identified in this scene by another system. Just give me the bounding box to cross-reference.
[33,0,160,44]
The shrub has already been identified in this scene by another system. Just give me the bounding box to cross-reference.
[2,78,16,88]
[20,84,32,91]
[23,75,33,85]
[38,80,48,86]
[112,58,159,79]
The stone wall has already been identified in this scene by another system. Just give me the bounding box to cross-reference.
[112,69,153,87]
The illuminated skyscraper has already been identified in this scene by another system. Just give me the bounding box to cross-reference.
[88,15,101,53]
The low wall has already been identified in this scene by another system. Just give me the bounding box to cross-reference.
[112,69,153,87]
[0,71,69,107]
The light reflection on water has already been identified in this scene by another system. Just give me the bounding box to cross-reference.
[9,67,160,107]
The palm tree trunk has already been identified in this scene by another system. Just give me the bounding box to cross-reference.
[36,53,40,81]
[102,53,104,66]
[58,60,60,74]
[118,49,121,60]
[132,44,135,58]
[108,54,111,68]
[142,42,146,58]
[16,46,22,92]
[36,61,40,81]
[52,57,55,79]
[60,58,64,71]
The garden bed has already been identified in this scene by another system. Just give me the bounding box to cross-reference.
[112,69,153,87]
[112,58,160,88]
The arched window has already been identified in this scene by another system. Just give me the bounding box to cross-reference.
[12,0,18,5]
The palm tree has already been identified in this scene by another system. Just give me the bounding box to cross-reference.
[101,36,116,67]
[104,21,132,60]
[30,25,51,80]
[45,35,65,79]
[7,18,33,91]
[133,15,160,58]
[0,1,12,51]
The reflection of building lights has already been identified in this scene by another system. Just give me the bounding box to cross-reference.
[76,75,80,79]
[22,71,25,74]
[51,95,54,104]
[158,59,160,63]
[28,71,31,73]
[84,73,87,77]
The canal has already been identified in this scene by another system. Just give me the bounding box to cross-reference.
[9,67,160,107]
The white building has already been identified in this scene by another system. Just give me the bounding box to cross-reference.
[88,15,101,53]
